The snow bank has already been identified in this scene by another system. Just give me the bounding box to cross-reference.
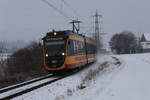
[13,53,150,100]
[12,55,119,100]
[66,53,150,100]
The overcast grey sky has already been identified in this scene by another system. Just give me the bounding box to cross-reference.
[0,0,150,41]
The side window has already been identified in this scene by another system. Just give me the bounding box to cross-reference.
[67,40,73,56]
[67,40,71,56]
[79,41,84,55]
[67,39,88,56]
[73,41,77,54]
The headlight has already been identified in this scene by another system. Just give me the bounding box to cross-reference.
[62,52,65,56]
[54,32,57,35]
[45,53,48,57]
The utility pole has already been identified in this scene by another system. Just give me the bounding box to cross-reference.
[93,10,103,53]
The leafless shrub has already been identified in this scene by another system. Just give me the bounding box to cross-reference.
[6,41,45,75]
[0,41,48,88]
[78,62,109,90]
[54,95,65,100]
[67,89,73,97]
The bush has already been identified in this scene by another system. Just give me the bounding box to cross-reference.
[7,41,45,75]
[0,41,48,88]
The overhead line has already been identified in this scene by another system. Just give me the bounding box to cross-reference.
[61,0,81,19]
[42,0,93,34]
[42,0,72,20]
[61,0,89,24]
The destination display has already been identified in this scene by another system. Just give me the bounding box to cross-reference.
[46,37,63,41]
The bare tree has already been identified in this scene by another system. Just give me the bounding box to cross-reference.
[109,31,138,54]
[7,41,44,75]
[0,41,6,53]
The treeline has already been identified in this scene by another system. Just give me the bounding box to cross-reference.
[0,42,47,88]
[109,31,142,54]
[0,40,27,53]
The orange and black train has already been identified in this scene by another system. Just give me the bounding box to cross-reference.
[42,30,97,73]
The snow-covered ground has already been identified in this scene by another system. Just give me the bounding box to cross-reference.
[11,53,150,100]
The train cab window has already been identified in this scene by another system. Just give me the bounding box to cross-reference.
[44,40,65,56]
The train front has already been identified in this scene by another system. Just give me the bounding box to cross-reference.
[43,31,67,72]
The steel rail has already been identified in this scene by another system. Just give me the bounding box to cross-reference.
[0,74,53,93]
[0,73,72,100]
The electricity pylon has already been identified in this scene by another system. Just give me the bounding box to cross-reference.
[93,10,103,53]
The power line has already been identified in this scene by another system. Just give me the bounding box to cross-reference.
[60,0,82,19]
[60,0,90,25]
[84,26,94,34]
[42,0,92,34]
[42,0,72,20]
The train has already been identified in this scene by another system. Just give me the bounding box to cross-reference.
[42,30,97,73]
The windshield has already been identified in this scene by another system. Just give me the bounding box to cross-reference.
[44,40,65,56]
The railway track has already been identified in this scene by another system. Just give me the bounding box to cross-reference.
[0,73,70,100]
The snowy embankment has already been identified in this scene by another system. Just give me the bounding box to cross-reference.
[97,53,150,100]
[12,55,120,100]
[12,53,150,100]
[68,53,150,100]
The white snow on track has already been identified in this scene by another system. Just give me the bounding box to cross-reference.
[0,77,57,99]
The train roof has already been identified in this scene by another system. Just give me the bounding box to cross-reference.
[46,30,80,36]
[43,30,95,42]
